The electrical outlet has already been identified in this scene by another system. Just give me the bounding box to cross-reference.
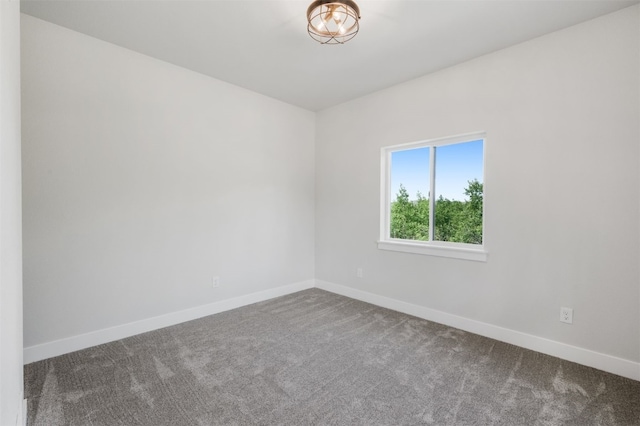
[212,276,220,288]
[560,307,573,324]
[356,268,363,278]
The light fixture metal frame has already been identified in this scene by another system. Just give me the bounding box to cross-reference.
[307,0,361,45]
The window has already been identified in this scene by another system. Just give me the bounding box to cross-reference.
[378,132,487,261]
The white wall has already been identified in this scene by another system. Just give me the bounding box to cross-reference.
[0,0,24,424]
[315,5,640,369]
[21,15,315,351]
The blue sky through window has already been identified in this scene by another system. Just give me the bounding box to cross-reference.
[390,140,483,201]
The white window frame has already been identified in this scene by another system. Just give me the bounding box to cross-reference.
[378,131,488,262]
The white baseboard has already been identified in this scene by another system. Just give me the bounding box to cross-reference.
[9,394,26,426]
[21,399,27,426]
[23,280,314,364]
[315,280,640,381]
[23,278,639,382]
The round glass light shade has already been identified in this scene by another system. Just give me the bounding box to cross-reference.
[307,0,360,44]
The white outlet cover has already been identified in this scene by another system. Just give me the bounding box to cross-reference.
[560,307,573,324]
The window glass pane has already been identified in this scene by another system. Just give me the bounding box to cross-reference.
[434,140,483,244]
[390,147,430,241]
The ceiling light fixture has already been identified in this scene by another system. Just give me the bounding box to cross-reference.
[307,0,361,45]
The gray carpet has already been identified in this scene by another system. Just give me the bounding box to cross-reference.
[24,289,640,425]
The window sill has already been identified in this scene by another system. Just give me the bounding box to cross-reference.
[377,240,488,262]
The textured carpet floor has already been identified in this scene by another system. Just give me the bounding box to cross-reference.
[25,289,640,425]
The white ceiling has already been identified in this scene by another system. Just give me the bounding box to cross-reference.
[21,0,638,111]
